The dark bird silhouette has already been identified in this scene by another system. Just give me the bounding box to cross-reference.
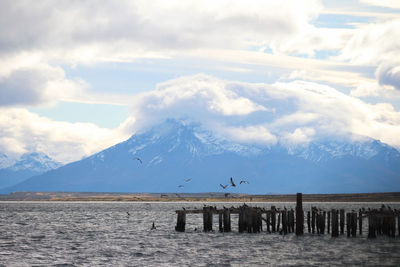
[185,178,191,182]
[126,211,130,216]
[240,180,249,184]
[135,157,142,164]
[182,207,186,211]
[220,184,228,189]
[178,185,184,188]
[230,177,236,187]
[151,222,156,230]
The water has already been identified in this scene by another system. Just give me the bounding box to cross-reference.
[1,202,400,266]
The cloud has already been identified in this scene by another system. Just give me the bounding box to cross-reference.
[125,75,400,149]
[360,0,400,9]
[339,19,400,93]
[376,63,400,90]
[0,65,81,107]
[0,108,129,163]
[0,0,322,64]
[2,74,400,163]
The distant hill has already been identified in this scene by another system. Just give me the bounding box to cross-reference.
[0,152,61,189]
[2,119,400,194]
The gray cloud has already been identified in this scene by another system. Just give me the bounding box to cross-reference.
[376,63,400,90]
[0,66,79,106]
[0,1,321,58]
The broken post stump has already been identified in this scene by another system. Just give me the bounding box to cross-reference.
[175,210,186,232]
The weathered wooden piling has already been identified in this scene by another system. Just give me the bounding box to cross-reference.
[223,209,231,232]
[398,212,400,237]
[340,209,345,235]
[351,212,357,237]
[277,211,281,232]
[368,212,376,239]
[266,212,271,233]
[203,207,213,232]
[307,211,311,233]
[311,208,316,234]
[175,210,186,232]
[359,209,362,236]
[296,193,304,236]
[327,211,330,234]
[271,206,276,232]
[239,207,245,233]
[219,212,223,232]
[322,211,326,234]
[346,212,351,237]
[282,209,288,235]
[331,209,339,237]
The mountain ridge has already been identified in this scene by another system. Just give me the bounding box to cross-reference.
[1,119,400,194]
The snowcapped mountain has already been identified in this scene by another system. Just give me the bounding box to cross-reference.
[0,152,62,189]
[2,119,400,194]
[0,153,14,169]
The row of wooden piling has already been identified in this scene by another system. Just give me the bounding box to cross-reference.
[175,193,400,239]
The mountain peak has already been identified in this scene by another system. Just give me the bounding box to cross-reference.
[9,152,61,172]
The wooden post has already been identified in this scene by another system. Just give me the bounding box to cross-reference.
[307,211,311,233]
[266,212,271,233]
[277,211,281,232]
[346,212,351,237]
[390,211,395,238]
[282,209,287,235]
[296,193,304,236]
[311,208,316,234]
[332,209,339,237]
[219,212,223,232]
[327,211,330,234]
[351,212,357,237]
[368,212,376,239]
[322,211,326,234]
[203,207,213,232]
[398,212,400,237]
[239,207,244,233]
[223,209,231,232]
[359,209,362,236]
[271,206,276,232]
[175,211,186,232]
[340,209,345,235]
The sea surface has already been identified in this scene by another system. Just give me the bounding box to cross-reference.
[0,201,400,266]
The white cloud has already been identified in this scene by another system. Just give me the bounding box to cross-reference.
[2,75,400,163]
[339,19,400,93]
[360,0,400,9]
[0,108,129,163]
[0,0,322,64]
[0,64,82,107]
[124,75,400,149]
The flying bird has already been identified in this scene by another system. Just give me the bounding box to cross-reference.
[240,180,249,184]
[126,212,130,216]
[220,184,228,189]
[185,178,191,182]
[230,177,236,187]
[178,185,184,188]
[135,157,142,164]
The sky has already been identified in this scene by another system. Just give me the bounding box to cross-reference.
[0,0,400,164]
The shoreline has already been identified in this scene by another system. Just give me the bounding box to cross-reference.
[1,192,400,202]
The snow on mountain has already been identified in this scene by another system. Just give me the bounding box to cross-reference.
[0,153,14,169]
[0,152,61,189]
[2,119,400,194]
